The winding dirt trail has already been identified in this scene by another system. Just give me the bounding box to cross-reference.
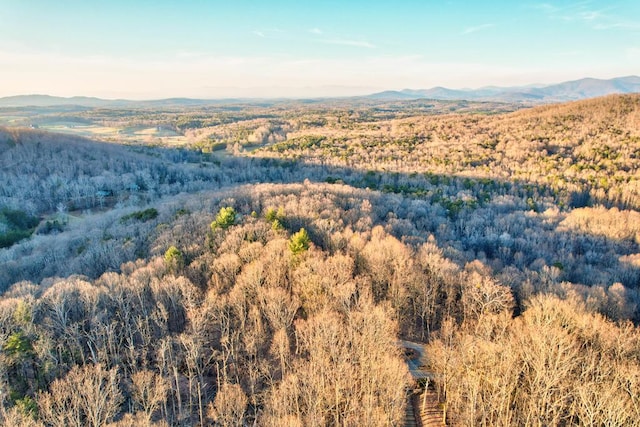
[401,340,445,427]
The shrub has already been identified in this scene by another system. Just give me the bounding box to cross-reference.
[0,208,39,248]
[14,396,37,418]
[211,207,236,230]
[289,228,311,255]
[0,208,39,231]
[0,230,32,248]
[265,206,285,230]
[271,219,284,231]
[3,331,33,358]
[164,246,184,271]
[265,206,284,222]
[120,208,158,223]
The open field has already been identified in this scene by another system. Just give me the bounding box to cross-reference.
[37,123,189,146]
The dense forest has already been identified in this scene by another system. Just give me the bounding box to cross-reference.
[1,94,640,426]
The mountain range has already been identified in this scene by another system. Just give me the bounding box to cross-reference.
[0,94,232,109]
[368,76,640,102]
[1,76,639,107]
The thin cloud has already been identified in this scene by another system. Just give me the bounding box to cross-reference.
[578,10,602,21]
[561,7,609,23]
[530,3,558,13]
[309,28,322,35]
[318,39,376,48]
[594,21,640,31]
[252,29,285,38]
[530,1,593,15]
[461,24,494,35]
[530,2,637,31]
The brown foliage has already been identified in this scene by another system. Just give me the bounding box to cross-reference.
[38,364,123,427]
[428,295,640,426]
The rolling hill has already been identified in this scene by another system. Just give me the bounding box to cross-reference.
[1,93,640,426]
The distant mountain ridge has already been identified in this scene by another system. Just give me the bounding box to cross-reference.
[368,76,640,103]
[0,94,234,108]
[1,76,639,107]
[0,94,126,108]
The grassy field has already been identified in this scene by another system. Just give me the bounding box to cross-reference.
[37,122,189,146]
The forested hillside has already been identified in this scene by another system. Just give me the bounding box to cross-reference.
[1,95,640,426]
[258,94,640,210]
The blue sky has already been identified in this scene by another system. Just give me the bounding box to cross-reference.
[0,0,638,98]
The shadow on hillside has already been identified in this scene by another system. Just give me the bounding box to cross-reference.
[1,128,639,317]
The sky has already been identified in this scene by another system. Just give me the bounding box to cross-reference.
[0,0,639,99]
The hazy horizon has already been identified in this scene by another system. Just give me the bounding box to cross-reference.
[3,75,639,102]
[1,0,639,99]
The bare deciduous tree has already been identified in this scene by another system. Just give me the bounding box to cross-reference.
[207,382,247,427]
[38,364,122,427]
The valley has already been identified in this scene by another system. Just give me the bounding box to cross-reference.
[1,94,640,426]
